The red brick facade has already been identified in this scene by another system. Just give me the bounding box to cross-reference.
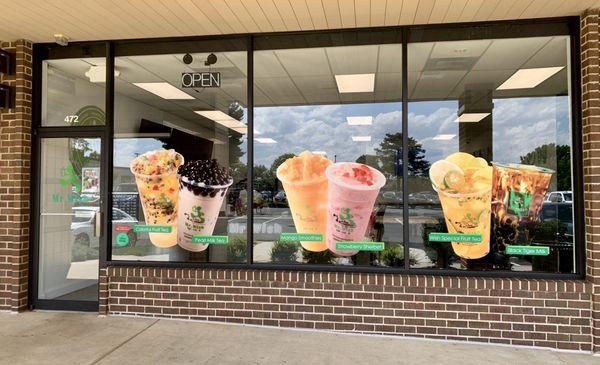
[0,10,599,353]
[0,40,32,312]
[581,8,600,353]
[104,268,592,351]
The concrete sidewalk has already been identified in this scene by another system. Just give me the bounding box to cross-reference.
[0,312,597,365]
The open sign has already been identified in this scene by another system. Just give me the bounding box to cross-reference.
[181,72,220,88]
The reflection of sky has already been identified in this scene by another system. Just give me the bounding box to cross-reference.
[254,103,403,167]
[114,139,164,167]
[253,96,570,170]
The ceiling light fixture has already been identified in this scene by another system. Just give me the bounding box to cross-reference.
[346,116,373,126]
[195,110,248,134]
[432,134,456,141]
[255,137,277,144]
[133,82,194,100]
[335,74,375,93]
[497,67,564,90]
[352,136,371,142]
[85,65,120,83]
[457,112,490,123]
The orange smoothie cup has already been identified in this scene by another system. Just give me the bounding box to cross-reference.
[276,152,331,252]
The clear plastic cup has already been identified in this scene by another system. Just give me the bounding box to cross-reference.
[130,151,183,248]
[276,163,329,252]
[177,177,233,252]
[325,163,386,256]
[491,163,554,250]
[434,184,492,259]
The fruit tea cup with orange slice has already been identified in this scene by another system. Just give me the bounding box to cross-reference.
[429,152,492,259]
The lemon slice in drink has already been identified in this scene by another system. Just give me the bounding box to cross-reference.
[429,160,465,191]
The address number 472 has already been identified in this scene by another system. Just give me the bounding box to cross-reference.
[64,115,79,124]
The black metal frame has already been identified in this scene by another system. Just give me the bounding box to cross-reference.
[28,16,585,306]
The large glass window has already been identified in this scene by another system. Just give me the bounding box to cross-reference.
[101,24,580,275]
[407,35,575,273]
[252,33,404,267]
[111,41,248,262]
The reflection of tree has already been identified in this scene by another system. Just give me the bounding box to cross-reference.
[253,165,276,192]
[228,102,246,184]
[69,138,100,181]
[374,132,430,177]
[270,153,296,174]
[520,143,571,190]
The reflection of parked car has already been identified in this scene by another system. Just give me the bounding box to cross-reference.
[540,202,574,236]
[273,191,287,206]
[260,191,274,201]
[535,201,574,273]
[409,191,440,207]
[71,207,139,248]
[544,191,572,203]
[378,191,402,206]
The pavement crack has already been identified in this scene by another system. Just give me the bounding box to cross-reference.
[88,318,160,365]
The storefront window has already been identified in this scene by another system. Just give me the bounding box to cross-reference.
[111,42,248,262]
[407,35,575,273]
[252,35,403,267]
[97,25,580,275]
[42,57,106,126]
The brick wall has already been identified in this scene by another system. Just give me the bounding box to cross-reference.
[0,40,32,312]
[581,9,600,352]
[104,268,592,351]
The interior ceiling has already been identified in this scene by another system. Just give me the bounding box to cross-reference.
[0,0,595,42]
[49,34,568,124]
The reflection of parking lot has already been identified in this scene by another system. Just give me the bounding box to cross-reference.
[227,205,444,248]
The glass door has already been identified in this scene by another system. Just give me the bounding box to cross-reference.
[35,136,103,310]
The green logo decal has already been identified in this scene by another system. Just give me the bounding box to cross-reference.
[508,190,532,217]
[115,232,129,247]
[59,164,81,193]
[185,205,206,231]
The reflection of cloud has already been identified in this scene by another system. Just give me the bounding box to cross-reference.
[252,97,570,170]
[254,104,403,167]
[493,97,568,163]
[114,139,164,168]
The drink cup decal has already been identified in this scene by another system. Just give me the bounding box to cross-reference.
[276,151,332,252]
[130,149,183,248]
[490,163,554,254]
[429,152,492,260]
[177,159,233,252]
[325,162,386,256]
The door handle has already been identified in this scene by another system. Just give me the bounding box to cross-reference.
[95,211,102,237]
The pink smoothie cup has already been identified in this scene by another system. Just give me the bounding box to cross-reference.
[325,162,386,256]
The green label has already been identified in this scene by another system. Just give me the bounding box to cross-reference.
[192,235,228,245]
[506,245,550,256]
[279,233,323,242]
[133,225,172,233]
[115,232,129,247]
[335,242,385,251]
[508,190,532,217]
[428,232,482,243]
